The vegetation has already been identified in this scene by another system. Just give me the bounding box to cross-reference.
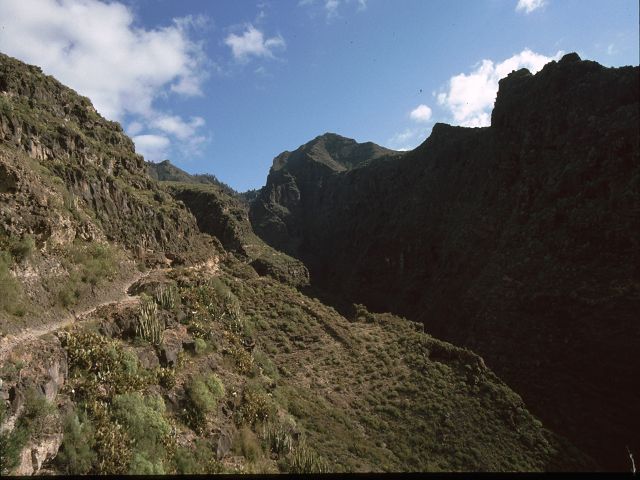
[184,374,225,433]
[0,390,54,475]
[135,295,163,346]
[0,250,25,315]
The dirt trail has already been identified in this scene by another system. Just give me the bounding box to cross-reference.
[0,269,149,363]
[0,256,219,364]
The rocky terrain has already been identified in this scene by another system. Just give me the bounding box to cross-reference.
[250,53,640,470]
[0,50,633,474]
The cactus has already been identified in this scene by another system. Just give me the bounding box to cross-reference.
[154,285,177,310]
[262,421,294,456]
[136,296,163,346]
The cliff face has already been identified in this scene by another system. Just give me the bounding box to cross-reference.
[147,162,310,287]
[250,133,400,255]
[250,54,640,469]
[0,53,210,262]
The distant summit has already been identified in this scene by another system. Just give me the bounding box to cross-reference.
[272,132,399,172]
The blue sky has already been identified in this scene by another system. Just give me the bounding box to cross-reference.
[0,0,638,191]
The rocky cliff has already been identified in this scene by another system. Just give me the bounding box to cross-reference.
[0,52,211,262]
[250,53,640,470]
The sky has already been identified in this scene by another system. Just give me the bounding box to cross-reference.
[0,0,638,191]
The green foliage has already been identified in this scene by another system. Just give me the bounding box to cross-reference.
[56,241,120,306]
[2,235,36,263]
[57,411,96,474]
[253,348,279,380]
[154,284,178,310]
[109,393,171,474]
[135,294,163,346]
[0,390,53,475]
[261,420,294,456]
[0,250,24,315]
[60,331,147,401]
[194,338,207,355]
[284,440,330,474]
[155,367,176,389]
[90,401,133,475]
[235,384,272,427]
[233,426,264,462]
[173,440,222,474]
[185,374,225,432]
[129,453,165,475]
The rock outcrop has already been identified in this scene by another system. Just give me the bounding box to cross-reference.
[250,54,640,470]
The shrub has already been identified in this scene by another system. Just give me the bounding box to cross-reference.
[111,392,171,461]
[0,390,54,475]
[174,440,222,474]
[0,251,24,315]
[59,331,146,401]
[233,426,264,462]
[235,385,272,427]
[194,338,207,355]
[8,235,35,263]
[129,453,165,475]
[185,374,225,432]
[57,411,96,474]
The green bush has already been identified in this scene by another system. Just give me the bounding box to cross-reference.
[235,384,272,427]
[174,440,222,474]
[0,390,54,475]
[111,392,171,461]
[233,426,264,462]
[0,251,24,315]
[129,453,165,475]
[185,374,225,432]
[57,411,96,474]
[194,338,207,355]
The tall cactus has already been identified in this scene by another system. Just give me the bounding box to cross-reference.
[136,296,163,346]
[154,284,177,310]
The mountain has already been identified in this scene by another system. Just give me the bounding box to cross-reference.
[249,53,640,470]
[147,160,310,287]
[250,132,400,254]
[0,51,592,475]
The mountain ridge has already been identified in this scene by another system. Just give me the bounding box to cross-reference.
[249,53,640,470]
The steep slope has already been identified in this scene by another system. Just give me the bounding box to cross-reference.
[0,51,594,475]
[147,159,237,196]
[0,52,216,332]
[250,53,640,470]
[146,160,310,287]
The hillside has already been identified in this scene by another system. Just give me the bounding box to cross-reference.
[250,53,640,470]
[0,52,593,474]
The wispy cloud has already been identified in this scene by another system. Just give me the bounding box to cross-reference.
[224,24,285,61]
[299,0,368,21]
[386,128,430,151]
[0,0,210,162]
[437,49,562,127]
[516,0,546,14]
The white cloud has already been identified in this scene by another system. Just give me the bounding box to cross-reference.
[516,0,546,14]
[386,128,429,151]
[0,0,209,161]
[437,49,562,127]
[409,104,432,123]
[133,134,171,161]
[299,0,367,20]
[325,0,340,18]
[224,24,285,61]
[150,115,205,140]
